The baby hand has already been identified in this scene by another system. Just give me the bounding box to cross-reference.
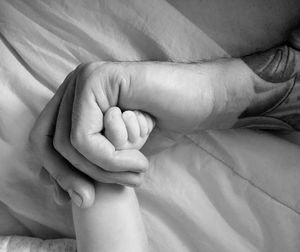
[104,107,155,151]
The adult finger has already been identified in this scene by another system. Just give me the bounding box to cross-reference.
[51,176,70,205]
[30,72,96,208]
[39,167,69,204]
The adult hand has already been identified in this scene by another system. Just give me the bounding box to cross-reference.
[52,61,236,196]
[29,59,230,208]
[29,65,152,208]
[30,28,300,208]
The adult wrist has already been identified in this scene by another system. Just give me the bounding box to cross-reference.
[199,58,256,129]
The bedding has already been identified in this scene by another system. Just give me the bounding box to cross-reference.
[0,0,300,251]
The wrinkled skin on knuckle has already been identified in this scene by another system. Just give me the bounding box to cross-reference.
[53,135,68,157]
[97,63,130,109]
[76,62,108,85]
[70,129,86,152]
[53,135,61,152]
[74,62,128,116]
[76,62,98,77]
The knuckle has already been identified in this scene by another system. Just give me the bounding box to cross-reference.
[77,64,89,78]
[70,129,85,150]
[53,135,64,153]
[53,135,71,159]
[77,62,99,80]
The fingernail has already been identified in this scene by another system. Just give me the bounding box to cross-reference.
[68,189,83,208]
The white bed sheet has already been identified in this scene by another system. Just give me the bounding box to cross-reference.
[0,0,300,251]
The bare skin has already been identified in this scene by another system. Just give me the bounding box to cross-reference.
[73,184,147,252]
[73,107,153,252]
[29,29,300,208]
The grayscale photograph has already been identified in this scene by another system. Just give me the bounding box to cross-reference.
[0,0,299,251]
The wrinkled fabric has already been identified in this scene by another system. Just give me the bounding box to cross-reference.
[0,236,76,252]
[0,0,300,251]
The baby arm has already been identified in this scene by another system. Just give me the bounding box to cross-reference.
[72,107,154,252]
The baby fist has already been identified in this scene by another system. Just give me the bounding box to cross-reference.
[104,107,155,151]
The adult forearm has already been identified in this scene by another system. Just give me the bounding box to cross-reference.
[118,59,257,130]
[112,44,299,131]
[195,58,258,129]
[123,45,300,131]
